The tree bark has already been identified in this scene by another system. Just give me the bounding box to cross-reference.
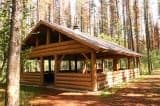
[144,0,152,74]
[122,0,127,47]
[134,0,140,52]
[5,0,22,106]
[126,0,134,51]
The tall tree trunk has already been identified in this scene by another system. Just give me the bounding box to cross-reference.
[126,0,134,51]
[54,0,60,24]
[90,0,94,36]
[70,0,76,29]
[100,0,103,33]
[5,0,22,105]
[144,0,152,74]
[36,0,39,22]
[122,0,127,47]
[134,0,139,52]
[109,0,116,37]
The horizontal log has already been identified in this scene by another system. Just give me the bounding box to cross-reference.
[56,80,92,87]
[56,73,91,77]
[21,74,41,77]
[29,47,91,58]
[21,76,41,80]
[32,40,77,51]
[56,76,91,82]
[32,43,85,55]
[21,72,41,76]
[21,77,40,82]
[55,83,92,90]
[20,81,41,85]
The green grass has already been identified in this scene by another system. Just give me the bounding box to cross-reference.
[20,86,43,106]
[100,83,127,98]
[0,84,42,106]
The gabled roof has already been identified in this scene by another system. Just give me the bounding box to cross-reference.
[23,20,142,57]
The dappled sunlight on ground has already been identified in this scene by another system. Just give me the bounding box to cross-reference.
[29,92,106,106]
[29,70,160,106]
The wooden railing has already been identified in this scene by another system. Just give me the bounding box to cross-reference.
[105,68,140,87]
[97,73,106,90]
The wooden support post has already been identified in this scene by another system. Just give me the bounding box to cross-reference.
[48,59,51,71]
[113,58,118,71]
[136,57,140,68]
[91,52,97,91]
[54,55,63,86]
[69,60,71,71]
[133,58,136,68]
[128,58,131,69]
[75,58,77,72]
[36,59,40,72]
[101,59,104,72]
[59,33,61,42]
[82,60,87,74]
[20,57,24,74]
[40,57,44,86]
[54,55,58,86]
[36,37,39,47]
[46,29,50,44]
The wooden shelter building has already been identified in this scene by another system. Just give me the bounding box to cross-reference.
[21,20,141,91]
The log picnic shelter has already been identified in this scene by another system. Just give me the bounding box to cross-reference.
[21,20,142,91]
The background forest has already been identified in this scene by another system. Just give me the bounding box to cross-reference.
[0,0,160,82]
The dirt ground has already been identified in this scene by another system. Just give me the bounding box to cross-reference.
[29,71,160,106]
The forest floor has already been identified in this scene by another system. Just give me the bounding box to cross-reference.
[29,70,160,106]
[0,70,160,106]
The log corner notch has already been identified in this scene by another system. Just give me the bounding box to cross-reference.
[91,52,97,91]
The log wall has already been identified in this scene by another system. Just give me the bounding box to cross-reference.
[55,73,92,90]
[55,72,107,90]
[20,72,42,86]
[20,68,140,90]
[29,40,91,58]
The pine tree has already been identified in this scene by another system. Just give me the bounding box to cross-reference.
[6,0,22,105]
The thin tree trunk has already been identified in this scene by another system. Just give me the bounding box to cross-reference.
[134,0,139,52]
[109,0,115,37]
[122,0,127,47]
[144,0,152,74]
[100,0,103,33]
[36,0,39,22]
[126,0,134,51]
[5,0,22,106]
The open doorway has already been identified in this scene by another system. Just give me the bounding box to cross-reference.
[43,58,54,85]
